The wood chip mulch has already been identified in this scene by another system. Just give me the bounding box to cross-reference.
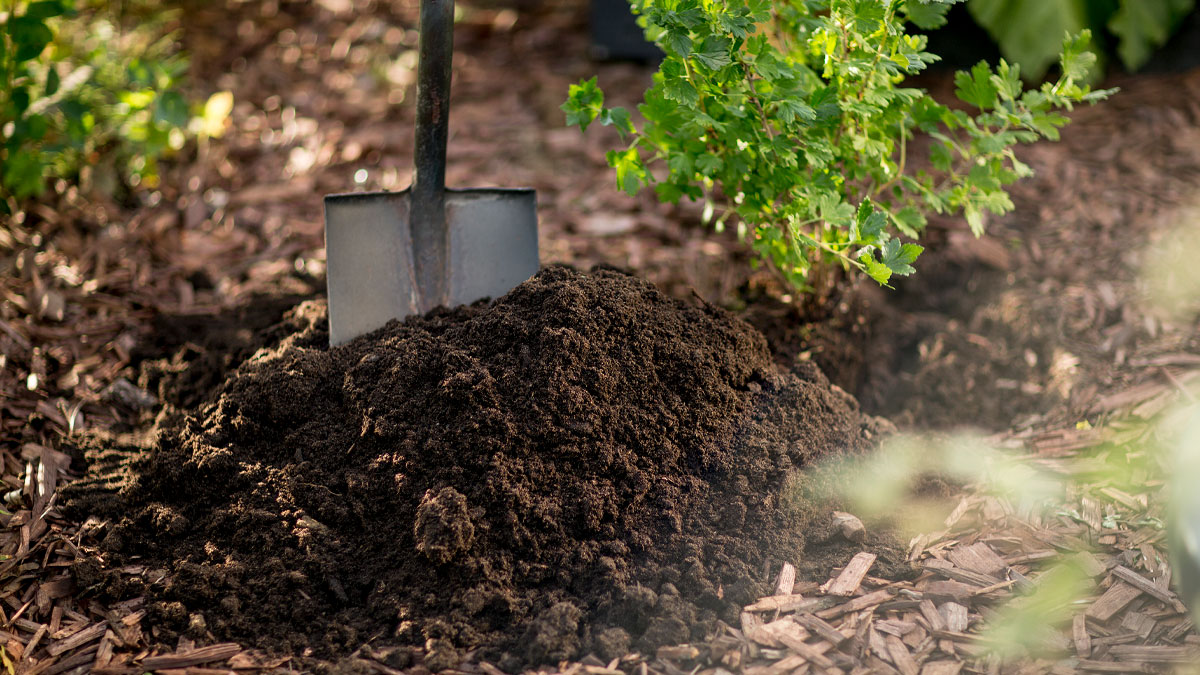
[2,2,1200,671]
[621,373,1200,675]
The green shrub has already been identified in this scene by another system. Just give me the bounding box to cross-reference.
[968,0,1196,80]
[0,0,230,208]
[564,0,1113,293]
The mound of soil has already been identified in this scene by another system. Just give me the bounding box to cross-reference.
[64,266,893,669]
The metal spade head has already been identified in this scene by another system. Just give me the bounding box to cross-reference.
[323,188,538,346]
[322,0,538,346]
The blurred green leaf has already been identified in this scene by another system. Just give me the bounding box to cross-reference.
[44,67,60,97]
[24,1,69,20]
[1109,0,1195,70]
[10,17,54,62]
[2,150,47,199]
[155,90,189,128]
[968,0,1088,80]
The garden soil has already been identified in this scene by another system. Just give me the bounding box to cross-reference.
[63,266,902,670]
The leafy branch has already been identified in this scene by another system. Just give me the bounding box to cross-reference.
[563,0,1114,291]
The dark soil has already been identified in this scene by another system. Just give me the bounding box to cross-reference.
[64,266,900,670]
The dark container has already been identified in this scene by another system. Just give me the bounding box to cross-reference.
[590,0,662,62]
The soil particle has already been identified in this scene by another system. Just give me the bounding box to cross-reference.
[64,266,892,668]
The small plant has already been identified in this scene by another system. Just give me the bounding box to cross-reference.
[0,0,231,207]
[564,0,1113,293]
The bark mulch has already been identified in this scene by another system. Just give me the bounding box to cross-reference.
[3,0,1200,672]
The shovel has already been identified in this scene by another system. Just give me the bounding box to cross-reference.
[323,0,539,346]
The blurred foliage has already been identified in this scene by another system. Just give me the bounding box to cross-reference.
[0,0,232,208]
[968,0,1197,80]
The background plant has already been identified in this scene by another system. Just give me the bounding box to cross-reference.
[0,0,231,209]
[564,0,1113,293]
[968,0,1196,81]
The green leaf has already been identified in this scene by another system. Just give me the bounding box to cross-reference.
[964,203,985,235]
[693,37,733,71]
[10,87,31,116]
[860,253,894,285]
[967,0,1089,80]
[10,17,54,62]
[852,200,888,244]
[1109,0,1194,70]
[562,77,604,131]
[929,140,954,171]
[23,114,49,141]
[696,153,724,174]
[24,0,68,19]
[954,61,999,110]
[155,90,190,129]
[607,148,649,196]
[902,0,959,30]
[665,28,693,57]
[849,0,887,34]
[2,150,46,199]
[717,9,755,39]
[818,193,855,226]
[891,206,928,237]
[880,238,923,277]
[599,106,636,139]
[1059,29,1099,81]
[662,74,699,107]
[44,67,60,97]
[775,98,817,125]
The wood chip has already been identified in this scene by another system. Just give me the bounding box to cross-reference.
[1069,551,1109,578]
[1072,614,1091,657]
[742,653,808,675]
[884,634,919,675]
[937,603,968,633]
[46,622,106,656]
[774,562,796,597]
[823,553,876,596]
[140,643,242,669]
[919,661,963,675]
[946,543,1007,577]
[744,594,818,613]
[1106,644,1200,662]
[923,581,975,604]
[42,645,99,675]
[1085,581,1144,622]
[918,600,946,632]
[923,560,998,588]
[759,621,834,669]
[656,645,699,661]
[816,589,894,619]
[1075,660,1144,673]
[1120,611,1156,639]
[1110,566,1187,612]
[793,613,846,646]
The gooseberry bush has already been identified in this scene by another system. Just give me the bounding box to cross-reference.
[564,0,1114,291]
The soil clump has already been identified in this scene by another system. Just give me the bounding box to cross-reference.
[64,266,894,669]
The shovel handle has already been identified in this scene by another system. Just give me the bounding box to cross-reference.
[412,0,454,310]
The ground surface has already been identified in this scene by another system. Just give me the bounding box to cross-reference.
[1,0,1200,673]
[61,266,896,669]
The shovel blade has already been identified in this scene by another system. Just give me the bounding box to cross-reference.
[324,188,538,346]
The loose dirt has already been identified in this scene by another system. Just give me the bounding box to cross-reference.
[64,266,900,669]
